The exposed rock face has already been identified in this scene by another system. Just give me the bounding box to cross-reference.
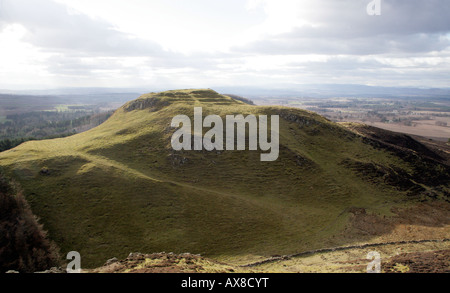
[124,97,169,112]
[35,267,66,273]
[104,257,119,266]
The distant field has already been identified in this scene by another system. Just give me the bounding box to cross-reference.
[53,104,92,112]
[255,96,450,141]
[0,116,11,123]
[0,92,136,115]
[363,120,450,142]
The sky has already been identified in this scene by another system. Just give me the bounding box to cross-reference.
[0,0,449,90]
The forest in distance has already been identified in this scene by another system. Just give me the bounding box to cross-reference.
[0,111,112,152]
[0,93,129,152]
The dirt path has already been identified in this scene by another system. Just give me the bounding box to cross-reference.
[242,238,450,267]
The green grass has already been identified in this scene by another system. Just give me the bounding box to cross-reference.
[0,89,444,268]
[53,104,90,112]
[0,116,11,124]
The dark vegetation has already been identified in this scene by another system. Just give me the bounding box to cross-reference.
[0,170,60,273]
[223,94,255,105]
[0,93,135,115]
[344,125,450,202]
[0,111,113,152]
[0,91,138,152]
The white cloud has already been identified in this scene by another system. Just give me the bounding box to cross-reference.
[0,0,449,89]
[0,24,53,89]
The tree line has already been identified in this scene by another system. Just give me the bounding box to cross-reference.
[0,110,112,152]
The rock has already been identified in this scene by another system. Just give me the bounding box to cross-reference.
[124,97,169,112]
[35,267,65,273]
[6,270,19,273]
[104,257,119,266]
[127,252,144,260]
[169,154,189,166]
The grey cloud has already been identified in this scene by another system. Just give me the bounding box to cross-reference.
[43,55,129,76]
[0,0,167,57]
[1,0,448,88]
[234,0,450,55]
[304,0,450,37]
[239,33,449,55]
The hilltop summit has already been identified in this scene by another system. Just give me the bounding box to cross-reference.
[122,89,243,112]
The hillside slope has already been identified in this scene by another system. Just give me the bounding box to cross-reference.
[0,89,448,268]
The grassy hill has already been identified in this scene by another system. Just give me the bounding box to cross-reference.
[0,89,448,268]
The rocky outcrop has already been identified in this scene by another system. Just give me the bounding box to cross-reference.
[123,97,169,112]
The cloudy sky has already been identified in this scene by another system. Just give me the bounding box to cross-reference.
[0,0,449,90]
